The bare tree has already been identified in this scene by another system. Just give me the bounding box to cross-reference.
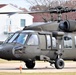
[25,0,76,22]
[63,0,76,8]
[26,0,67,10]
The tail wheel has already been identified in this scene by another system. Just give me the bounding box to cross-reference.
[55,58,64,69]
[26,61,35,69]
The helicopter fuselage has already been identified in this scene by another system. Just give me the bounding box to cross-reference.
[0,20,76,69]
[0,30,76,61]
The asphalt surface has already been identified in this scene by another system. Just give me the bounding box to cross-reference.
[0,61,76,73]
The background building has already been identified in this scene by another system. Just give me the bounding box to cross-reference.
[0,4,33,41]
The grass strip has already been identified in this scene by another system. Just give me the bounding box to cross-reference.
[0,72,76,75]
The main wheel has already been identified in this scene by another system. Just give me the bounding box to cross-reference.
[26,61,35,69]
[55,58,64,69]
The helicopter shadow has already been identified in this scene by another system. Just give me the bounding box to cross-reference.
[24,67,76,70]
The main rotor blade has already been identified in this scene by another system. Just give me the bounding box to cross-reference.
[19,10,57,14]
[0,12,17,15]
[19,7,76,14]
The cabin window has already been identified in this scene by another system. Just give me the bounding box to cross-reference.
[64,36,72,48]
[46,35,51,49]
[52,37,56,48]
[46,35,56,49]
[27,34,38,45]
[21,19,25,27]
[74,36,76,47]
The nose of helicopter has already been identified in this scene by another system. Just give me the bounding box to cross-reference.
[0,45,4,52]
[0,45,5,58]
[0,44,16,60]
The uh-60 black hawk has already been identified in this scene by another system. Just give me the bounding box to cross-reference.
[0,6,76,69]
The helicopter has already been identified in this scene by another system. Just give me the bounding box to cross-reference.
[0,6,76,69]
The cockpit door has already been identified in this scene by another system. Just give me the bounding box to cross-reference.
[39,34,46,50]
[25,34,40,57]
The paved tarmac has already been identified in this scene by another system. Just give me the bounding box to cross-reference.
[0,61,76,73]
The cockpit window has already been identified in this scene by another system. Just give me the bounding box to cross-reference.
[4,33,14,43]
[64,36,72,48]
[27,34,39,45]
[8,33,19,43]
[6,33,28,44]
[15,34,28,44]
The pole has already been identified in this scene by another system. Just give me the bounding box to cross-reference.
[19,65,22,74]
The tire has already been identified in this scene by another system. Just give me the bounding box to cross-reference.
[55,58,64,69]
[26,61,35,69]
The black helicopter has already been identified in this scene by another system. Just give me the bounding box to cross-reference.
[0,6,76,69]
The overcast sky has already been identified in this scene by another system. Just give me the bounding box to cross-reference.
[0,0,30,10]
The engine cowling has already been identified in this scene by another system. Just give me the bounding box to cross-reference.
[59,20,76,32]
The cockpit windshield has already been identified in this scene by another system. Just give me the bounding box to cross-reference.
[5,33,28,44]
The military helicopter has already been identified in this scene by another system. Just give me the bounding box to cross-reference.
[0,6,76,69]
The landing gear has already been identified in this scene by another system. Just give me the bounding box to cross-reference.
[25,61,35,69]
[54,58,64,69]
